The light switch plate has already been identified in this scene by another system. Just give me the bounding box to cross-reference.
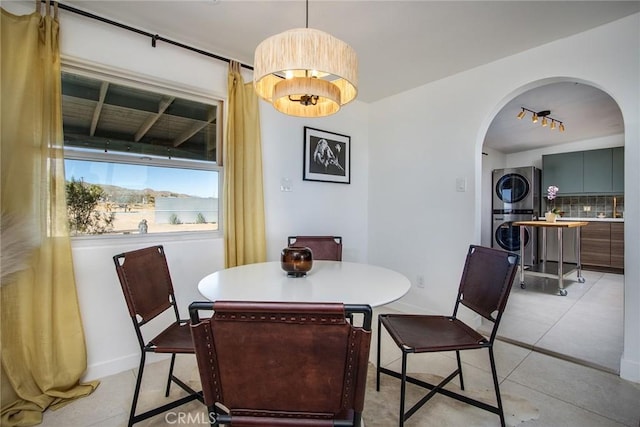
[280,178,292,192]
[456,178,467,192]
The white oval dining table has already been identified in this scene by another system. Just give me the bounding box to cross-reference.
[197,260,411,307]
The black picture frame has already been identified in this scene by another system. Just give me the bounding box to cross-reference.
[303,127,351,184]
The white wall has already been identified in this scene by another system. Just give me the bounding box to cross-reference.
[4,2,638,383]
[368,14,639,382]
[3,2,370,380]
[260,102,370,262]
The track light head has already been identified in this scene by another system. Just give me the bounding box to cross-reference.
[516,107,564,132]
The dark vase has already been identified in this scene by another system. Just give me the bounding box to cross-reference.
[281,246,313,277]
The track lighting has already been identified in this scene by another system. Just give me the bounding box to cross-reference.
[516,107,565,132]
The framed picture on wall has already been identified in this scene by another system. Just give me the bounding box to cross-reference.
[303,127,350,184]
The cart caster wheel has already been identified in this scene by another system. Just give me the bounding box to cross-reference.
[520,282,526,289]
[578,277,586,283]
[558,289,568,296]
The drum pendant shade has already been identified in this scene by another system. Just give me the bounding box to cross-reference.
[253,27,358,118]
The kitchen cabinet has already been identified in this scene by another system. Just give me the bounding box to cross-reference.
[542,147,624,195]
[612,147,625,193]
[611,222,624,268]
[583,149,612,193]
[542,151,583,194]
[580,221,624,270]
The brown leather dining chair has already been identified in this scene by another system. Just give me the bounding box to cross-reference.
[288,235,343,260]
[189,300,372,426]
[376,245,519,427]
[113,245,203,426]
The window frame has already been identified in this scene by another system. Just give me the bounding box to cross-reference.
[61,59,224,242]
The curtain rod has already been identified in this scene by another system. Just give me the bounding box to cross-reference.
[52,1,254,71]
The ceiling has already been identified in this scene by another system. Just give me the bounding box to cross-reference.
[58,1,637,153]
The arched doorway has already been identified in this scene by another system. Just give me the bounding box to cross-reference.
[480,79,625,374]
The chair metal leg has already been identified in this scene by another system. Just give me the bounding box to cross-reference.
[488,347,506,427]
[455,350,465,390]
[128,352,147,427]
[376,315,383,392]
[128,352,204,426]
[166,353,177,397]
[399,352,408,427]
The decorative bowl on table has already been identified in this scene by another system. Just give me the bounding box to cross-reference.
[281,246,313,277]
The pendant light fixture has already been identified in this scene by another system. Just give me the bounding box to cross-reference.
[253,0,358,117]
[516,107,565,132]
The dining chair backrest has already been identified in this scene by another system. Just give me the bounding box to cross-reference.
[113,245,178,325]
[453,245,520,339]
[287,235,343,261]
[189,300,372,426]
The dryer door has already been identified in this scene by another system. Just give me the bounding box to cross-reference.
[495,173,530,204]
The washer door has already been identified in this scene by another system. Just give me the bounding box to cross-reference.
[495,173,530,204]
[495,222,530,252]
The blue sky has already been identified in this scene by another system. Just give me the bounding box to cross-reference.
[65,159,218,198]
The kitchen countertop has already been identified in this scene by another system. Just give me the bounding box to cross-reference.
[516,220,588,227]
[541,217,624,223]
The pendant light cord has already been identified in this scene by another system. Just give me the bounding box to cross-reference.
[306,0,309,28]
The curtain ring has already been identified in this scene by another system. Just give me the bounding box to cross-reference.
[230,61,240,74]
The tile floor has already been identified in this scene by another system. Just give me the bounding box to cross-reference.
[480,269,624,374]
[38,276,640,427]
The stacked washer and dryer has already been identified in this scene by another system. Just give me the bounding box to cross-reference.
[492,167,541,266]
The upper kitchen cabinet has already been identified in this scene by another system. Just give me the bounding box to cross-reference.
[612,146,624,193]
[583,148,612,193]
[542,151,583,194]
[543,147,624,195]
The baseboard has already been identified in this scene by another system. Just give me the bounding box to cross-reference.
[81,352,171,382]
[620,356,640,383]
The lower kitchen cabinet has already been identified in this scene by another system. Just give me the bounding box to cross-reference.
[611,223,624,269]
[581,221,624,270]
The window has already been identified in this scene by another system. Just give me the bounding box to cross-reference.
[61,71,222,237]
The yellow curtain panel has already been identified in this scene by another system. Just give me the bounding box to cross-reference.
[1,4,98,426]
[223,62,267,267]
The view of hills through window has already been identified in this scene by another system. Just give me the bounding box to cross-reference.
[64,159,219,236]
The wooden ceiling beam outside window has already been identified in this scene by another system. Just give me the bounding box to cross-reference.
[89,81,109,136]
[134,96,175,142]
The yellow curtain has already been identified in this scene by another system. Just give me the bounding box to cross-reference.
[0,4,98,426]
[223,61,267,267]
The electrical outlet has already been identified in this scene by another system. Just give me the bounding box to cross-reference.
[416,275,425,288]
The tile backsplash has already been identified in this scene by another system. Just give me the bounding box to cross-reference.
[548,195,624,218]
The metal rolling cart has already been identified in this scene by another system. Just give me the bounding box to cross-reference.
[512,220,588,296]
